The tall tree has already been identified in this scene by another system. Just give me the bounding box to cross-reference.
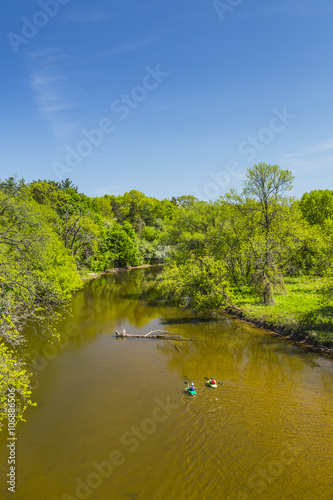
[225,163,298,304]
[61,178,78,192]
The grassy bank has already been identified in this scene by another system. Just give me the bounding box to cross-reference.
[231,277,333,353]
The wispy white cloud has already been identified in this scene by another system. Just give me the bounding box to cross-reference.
[30,71,71,113]
[26,48,71,64]
[310,139,333,152]
[27,48,80,141]
[281,138,333,159]
[280,138,333,177]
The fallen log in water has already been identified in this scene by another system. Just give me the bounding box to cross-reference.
[115,328,192,341]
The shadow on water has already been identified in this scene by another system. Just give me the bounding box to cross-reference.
[160,316,221,325]
[2,266,333,500]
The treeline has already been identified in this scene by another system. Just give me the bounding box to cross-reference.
[27,178,182,270]
[160,163,333,312]
[0,176,191,425]
[2,164,333,424]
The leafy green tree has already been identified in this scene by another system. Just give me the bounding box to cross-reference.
[57,206,100,261]
[0,181,82,426]
[159,256,233,310]
[224,163,298,304]
[103,223,140,268]
[121,221,136,240]
[165,201,217,262]
[61,178,78,192]
[105,195,126,223]
[286,223,331,276]
[0,190,82,341]
[0,344,36,426]
[300,190,333,226]
[108,191,177,229]
[141,226,162,242]
[29,179,67,207]
[95,196,114,219]
[172,195,198,208]
[0,176,26,194]
[151,198,176,221]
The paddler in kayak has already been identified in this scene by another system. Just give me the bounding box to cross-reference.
[188,382,196,391]
[209,377,216,385]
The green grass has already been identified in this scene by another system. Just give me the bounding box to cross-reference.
[233,277,333,347]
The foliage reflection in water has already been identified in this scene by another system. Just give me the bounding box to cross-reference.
[1,267,333,500]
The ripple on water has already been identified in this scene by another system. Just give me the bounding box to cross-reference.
[3,268,333,500]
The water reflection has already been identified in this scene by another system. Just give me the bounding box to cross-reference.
[0,267,332,500]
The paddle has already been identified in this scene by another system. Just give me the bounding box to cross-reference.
[204,377,223,385]
[183,381,197,397]
[183,376,197,393]
[183,375,196,385]
[184,381,197,388]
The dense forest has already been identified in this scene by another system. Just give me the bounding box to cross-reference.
[1,163,333,425]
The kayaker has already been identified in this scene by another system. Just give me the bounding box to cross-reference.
[210,377,216,385]
[189,382,196,391]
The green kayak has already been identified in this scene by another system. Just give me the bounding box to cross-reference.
[185,387,197,396]
[207,381,217,388]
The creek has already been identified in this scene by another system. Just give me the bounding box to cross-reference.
[1,267,333,499]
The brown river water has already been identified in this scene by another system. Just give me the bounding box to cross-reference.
[1,267,333,500]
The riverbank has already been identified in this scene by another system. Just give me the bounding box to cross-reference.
[83,269,333,355]
[81,264,164,281]
[227,277,333,355]
[4,265,333,500]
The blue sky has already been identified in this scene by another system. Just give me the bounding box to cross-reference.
[2,0,333,200]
